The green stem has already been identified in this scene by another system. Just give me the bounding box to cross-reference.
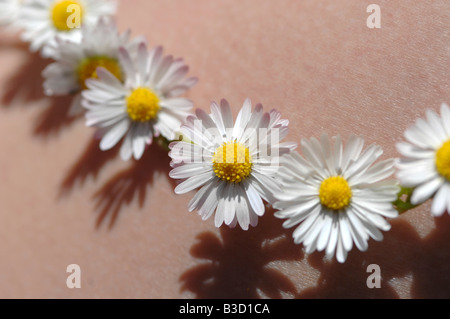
[156,133,193,152]
[392,186,418,214]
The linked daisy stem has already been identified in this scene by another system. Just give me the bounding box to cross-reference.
[393,186,419,214]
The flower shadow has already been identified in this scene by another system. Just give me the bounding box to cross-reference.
[92,143,172,229]
[33,95,82,138]
[410,213,450,298]
[0,48,47,107]
[294,217,426,299]
[180,210,303,299]
[1,45,81,138]
[59,138,120,197]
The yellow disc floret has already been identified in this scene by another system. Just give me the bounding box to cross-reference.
[213,142,252,183]
[51,0,84,31]
[77,56,122,90]
[436,140,450,181]
[319,176,352,211]
[126,87,160,122]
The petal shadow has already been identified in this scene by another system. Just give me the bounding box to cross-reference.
[1,49,49,107]
[296,218,422,299]
[92,143,172,229]
[32,95,81,139]
[180,210,303,299]
[59,137,120,197]
[1,43,81,138]
[410,213,450,298]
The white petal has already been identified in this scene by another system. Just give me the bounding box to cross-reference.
[223,189,237,225]
[405,124,440,149]
[302,212,327,252]
[220,99,234,134]
[119,47,136,85]
[352,207,384,241]
[250,172,281,204]
[159,98,193,111]
[396,142,435,160]
[352,201,398,219]
[120,129,134,161]
[169,163,210,179]
[411,177,444,205]
[99,119,130,151]
[301,138,324,172]
[350,159,395,185]
[316,211,333,252]
[431,183,450,217]
[338,213,353,252]
[210,101,227,138]
[275,198,318,220]
[174,172,215,194]
[292,205,321,244]
[215,194,226,220]
[198,180,224,221]
[235,187,251,230]
[440,103,450,136]
[346,208,369,251]
[335,236,348,263]
[341,135,364,172]
[232,98,252,140]
[244,181,265,216]
[426,109,448,142]
[325,213,339,257]
[397,164,438,187]
[96,67,127,93]
[188,182,214,212]
[333,135,343,170]
[344,144,383,180]
[132,123,150,160]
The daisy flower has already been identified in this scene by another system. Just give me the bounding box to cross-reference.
[396,103,450,217]
[0,0,23,28]
[273,134,399,263]
[168,99,297,230]
[42,18,145,116]
[82,42,198,161]
[18,0,117,57]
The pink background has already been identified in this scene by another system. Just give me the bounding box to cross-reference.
[0,0,449,298]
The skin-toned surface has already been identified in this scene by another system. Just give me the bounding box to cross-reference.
[0,0,449,298]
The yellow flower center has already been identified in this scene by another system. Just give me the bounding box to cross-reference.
[126,87,160,122]
[436,140,450,181]
[212,142,252,183]
[51,0,84,31]
[77,56,122,90]
[319,176,352,211]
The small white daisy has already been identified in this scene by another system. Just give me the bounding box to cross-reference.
[82,42,198,161]
[0,0,23,28]
[273,134,399,263]
[42,18,145,116]
[168,99,297,230]
[396,103,450,217]
[18,0,117,57]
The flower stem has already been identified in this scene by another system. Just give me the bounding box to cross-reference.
[393,186,418,214]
